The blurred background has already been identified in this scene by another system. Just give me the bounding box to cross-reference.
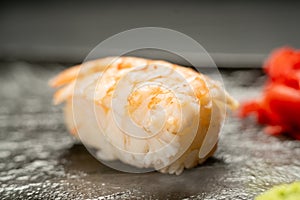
[1,0,300,67]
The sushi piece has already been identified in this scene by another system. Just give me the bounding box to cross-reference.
[49,57,238,175]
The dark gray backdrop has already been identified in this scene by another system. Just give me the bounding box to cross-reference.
[1,0,300,67]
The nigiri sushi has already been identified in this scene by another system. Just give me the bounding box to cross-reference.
[49,57,238,175]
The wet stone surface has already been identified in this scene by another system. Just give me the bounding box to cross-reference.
[0,62,299,199]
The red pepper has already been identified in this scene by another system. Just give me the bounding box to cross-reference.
[239,47,300,140]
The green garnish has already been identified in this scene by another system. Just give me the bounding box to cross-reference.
[256,182,300,200]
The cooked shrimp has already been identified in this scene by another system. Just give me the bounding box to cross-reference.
[50,57,238,175]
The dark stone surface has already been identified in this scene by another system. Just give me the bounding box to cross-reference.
[0,62,299,199]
